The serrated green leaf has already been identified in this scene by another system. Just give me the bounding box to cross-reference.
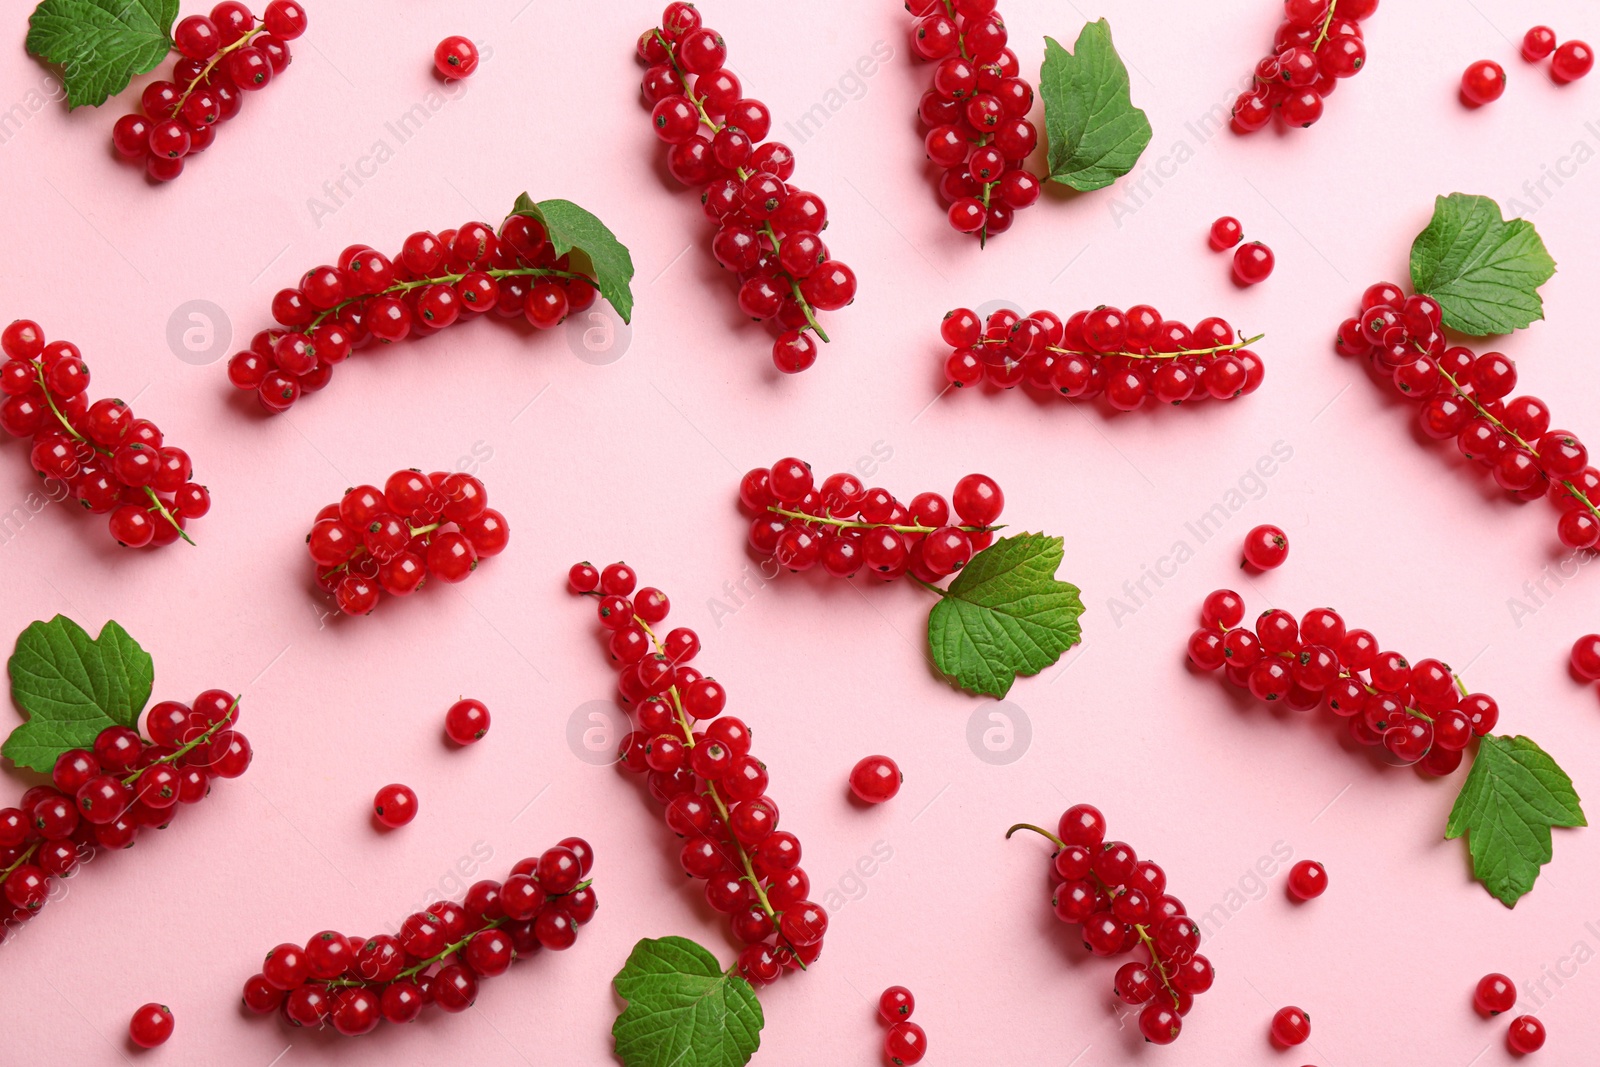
[1041,20,1152,192]
[26,0,179,109]
[927,533,1084,698]
[1446,734,1585,908]
[510,194,635,324]
[3,616,152,772]
[1410,193,1556,336]
[612,936,763,1067]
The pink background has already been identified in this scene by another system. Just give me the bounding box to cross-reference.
[2,0,1599,1063]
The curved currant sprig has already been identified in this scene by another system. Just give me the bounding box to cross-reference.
[650,31,829,344]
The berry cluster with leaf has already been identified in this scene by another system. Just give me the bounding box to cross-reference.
[1336,194,1595,550]
[739,459,1083,696]
[230,194,634,413]
[27,1,307,181]
[2,618,250,944]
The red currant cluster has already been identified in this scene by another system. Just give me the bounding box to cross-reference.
[111,2,308,182]
[1,694,249,944]
[242,842,596,1034]
[906,0,1041,242]
[1231,0,1377,134]
[875,986,927,1065]
[738,459,1004,581]
[0,321,209,548]
[1009,806,1213,1046]
[1336,282,1600,551]
[569,561,828,985]
[1189,589,1498,773]
[229,213,600,413]
[307,470,510,616]
[940,305,1265,408]
[638,3,857,373]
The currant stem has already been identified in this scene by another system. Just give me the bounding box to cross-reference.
[304,266,584,332]
[651,30,830,347]
[31,365,191,544]
[974,332,1267,363]
[1006,822,1180,1011]
[937,0,998,248]
[1312,0,1340,51]
[764,504,1002,537]
[1431,362,1600,523]
[1,841,40,880]
[318,523,441,582]
[118,697,240,787]
[173,26,267,115]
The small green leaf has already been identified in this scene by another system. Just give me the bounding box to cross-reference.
[3,616,152,772]
[927,533,1085,697]
[26,0,179,109]
[510,194,635,324]
[612,936,763,1067]
[1040,20,1152,192]
[1410,193,1557,336]
[1446,734,1585,908]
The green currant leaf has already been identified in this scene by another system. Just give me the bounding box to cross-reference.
[1446,734,1585,908]
[1040,20,1152,192]
[26,0,179,110]
[1410,193,1557,336]
[509,194,636,324]
[926,533,1085,698]
[4,616,153,772]
[612,936,763,1067]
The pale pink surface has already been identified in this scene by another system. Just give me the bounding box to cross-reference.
[2,1,1599,1064]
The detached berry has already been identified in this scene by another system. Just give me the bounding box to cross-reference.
[1232,242,1275,285]
[1271,1005,1311,1046]
[1286,859,1327,899]
[1475,973,1516,1015]
[445,698,491,744]
[1571,635,1600,681]
[1523,26,1557,62]
[1508,1014,1546,1053]
[434,36,479,79]
[878,985,915,1023]
[848,756,901,804]
[885,1021,927,1065]
[1208,216,1243,250]
[373,784,418,828]
[1461,61,1507,105]
[128,1003,174,1048]
[1242,524,1289,569]
[1552,41,1593,83]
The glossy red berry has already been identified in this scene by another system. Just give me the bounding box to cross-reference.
[1232,242,1274,285]
[1552,41,1593,83]
[884,1020,927,1064]
[1286,860,1327,900]
[128,1004,174,1048]
[879,985,915,1023]
[848,755,901,804]
[1475,973,1516,1015]
[1508,1014,1546,1053]
[434,36,479,79]
[1242,525,1289,569]
[373,783,418,828]
[1571,635,1600,681]
[1523,26,1558,62]
[1461,61,1507,105]
[1209,216,1243,250]
[1271,1006,1311,1046]
[445,698,490,744]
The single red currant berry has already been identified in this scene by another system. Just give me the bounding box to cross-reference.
[879,985,915,1022]
[1209,215,1243,250]
[373,783,418,828]
[1461,60,1507,105]
[1286,859,1327,900]
[1242,524,1289,569]
[1552,41,1593,83]
[1507,1014,1546,1053]
[884,1020,927,1064]
[128,1003,174,1048]
[1271,1006,1311,1046]
[1571,635,1600,681]
[434,36,479,79]
[1475,973,1517,1015]
[848,755,901,804]
[445,698,490,744]
[1139,1003,1181,1044]
[1232,242,1275,285]
[1523,26,1557,62]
